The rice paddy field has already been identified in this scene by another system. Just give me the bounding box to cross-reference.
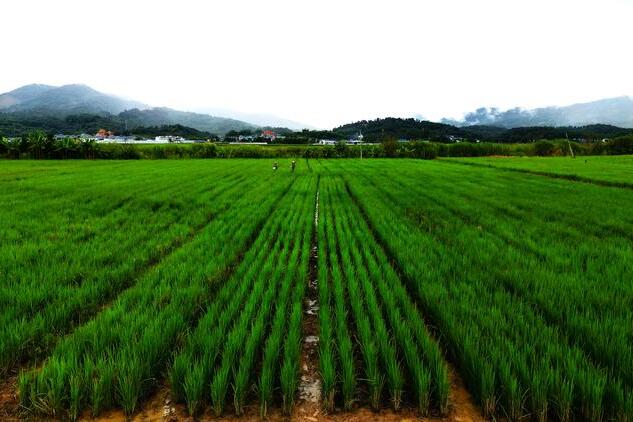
[444,155,633,187]
[1,157,632,421]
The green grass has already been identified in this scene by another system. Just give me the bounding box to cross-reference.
[1,158,632,420]
[445,154,633,187]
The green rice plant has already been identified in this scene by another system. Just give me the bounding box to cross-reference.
[328,254,356,409]
[40,357,70,417]
[169,354,188,404]
[358,318,382,410]
[316,200,337,412]
[91,360,115,416]
[233,317,266,415]
[578,368,606,422]
[210,363,231,416]
[553,376,574,422]
[258,274,294,416]
[529,370,550,422]
[116,354,145,416]
[258,355,275,417]
[258,268,298,416]
[338,336,356,411]
[17,371,34,411]
[183,363,205,416]
[68,372,83,421]
[281,303,302,415]
[499,361,524,421]
[318,333,336,412]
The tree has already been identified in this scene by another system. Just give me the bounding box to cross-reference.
[0,137,7,156]
[381,137,398,157]
[55,137,78,159]
[334,141,348,157]
[532,140,558,156]
[27,130,47,159]
[5,138,23,159]
[79,138,97,159]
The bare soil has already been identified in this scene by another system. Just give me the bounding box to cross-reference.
[0,375,20,421]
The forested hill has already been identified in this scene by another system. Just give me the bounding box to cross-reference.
[0,109,255,137]
[333,118,468,141]
[330,118,632,142]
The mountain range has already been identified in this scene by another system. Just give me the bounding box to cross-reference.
[0,84,256,135]
[2,83,633,137]
[443,96,633,128]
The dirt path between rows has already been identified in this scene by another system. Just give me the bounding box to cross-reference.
[0,375,19,421]
[293,187,322,418]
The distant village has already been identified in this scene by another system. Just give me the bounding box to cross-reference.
[53,128,372,145]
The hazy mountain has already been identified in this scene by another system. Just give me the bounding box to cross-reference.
[195,107,313,130]
[118,108,255,134]
[0,84,146,115]
[0,84,56,108]
[0,84,257,134]
[445,96,633,128]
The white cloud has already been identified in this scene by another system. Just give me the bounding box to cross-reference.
[2,0,632,128]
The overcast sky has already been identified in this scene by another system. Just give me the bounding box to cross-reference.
[2,0,633,128]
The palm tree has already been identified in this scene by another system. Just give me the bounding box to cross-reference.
[6,138,22,159]
[27,130,47,159]
[79,138,97,159]
[0,137,8,157]
[55,137,78,159]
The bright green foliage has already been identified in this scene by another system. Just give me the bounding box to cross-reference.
[168,174,317,417]
[331,158,633,421]
[448,154,633,187]
[3,157,632,420]
[316,176,449,414]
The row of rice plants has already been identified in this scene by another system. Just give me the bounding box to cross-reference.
[18,170,295,419]
[0,165,249,373]
[329,176,451,414]
[316,185,336,412]
[391,164,633,389]
[169,175,316,417]
[319,181,356,410]
[339,160,632,421]
[351,160,633,391]
[317,175,449,415]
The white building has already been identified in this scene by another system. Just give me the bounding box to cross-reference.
[155,135,186,143]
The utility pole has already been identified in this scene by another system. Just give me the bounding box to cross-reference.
[566,132,575,158]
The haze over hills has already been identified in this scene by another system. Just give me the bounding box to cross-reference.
[443,96,633,128]
[0,84,256,134]
[0,84,147,115]
[195,107,313,131]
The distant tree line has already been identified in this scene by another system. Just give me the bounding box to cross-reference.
[2,132,632,160]
[0,113,217,139]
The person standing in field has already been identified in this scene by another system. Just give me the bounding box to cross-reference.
[291,160,296,172]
